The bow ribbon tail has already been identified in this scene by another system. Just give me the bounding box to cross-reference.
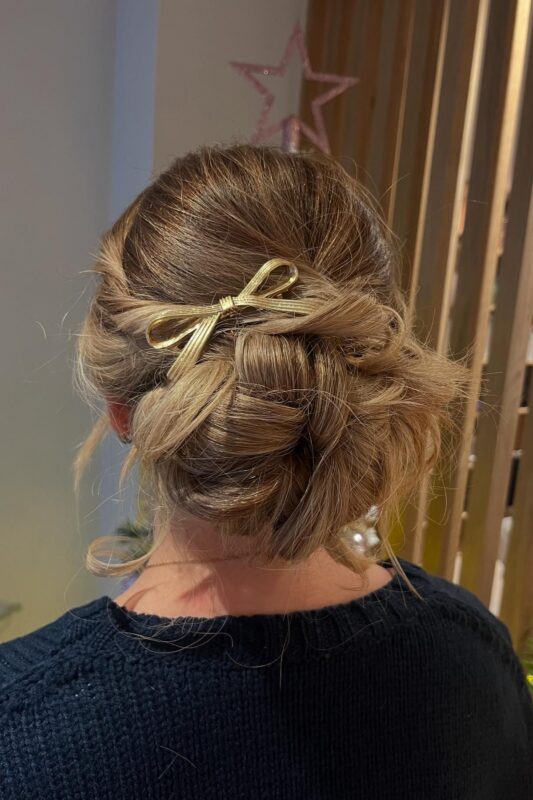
[166,314,220,382]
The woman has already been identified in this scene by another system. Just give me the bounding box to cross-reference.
[1,144,531,799]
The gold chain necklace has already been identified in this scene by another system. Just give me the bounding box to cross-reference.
[143,555,254,568]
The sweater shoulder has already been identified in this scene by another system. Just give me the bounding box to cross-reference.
[0,597,109,693]
[402,563,515,646]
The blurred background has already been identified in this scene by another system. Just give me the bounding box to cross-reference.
[1,0,532,678]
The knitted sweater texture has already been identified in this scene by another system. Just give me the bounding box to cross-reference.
[0,557,531,799]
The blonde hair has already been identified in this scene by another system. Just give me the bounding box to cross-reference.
[73,143,469,596]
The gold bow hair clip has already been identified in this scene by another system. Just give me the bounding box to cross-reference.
[145,258,315,382]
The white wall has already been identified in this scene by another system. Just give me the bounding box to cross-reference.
[98,0,159,577]
[0,0,307,640]
[0,0,117,639]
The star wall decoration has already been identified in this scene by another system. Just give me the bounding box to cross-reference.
[230,21,358,155]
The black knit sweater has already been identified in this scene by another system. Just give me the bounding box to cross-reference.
[0,557,531,799]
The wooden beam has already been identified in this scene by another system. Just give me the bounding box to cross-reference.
[392,0,448,299]
[399,0,488,566]
[460,13,533,609]
[428,0,532,596]
[501,359,533,652]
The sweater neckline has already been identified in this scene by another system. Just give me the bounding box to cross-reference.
[89,557,434,660]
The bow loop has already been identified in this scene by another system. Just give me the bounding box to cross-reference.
[238,258,299,299]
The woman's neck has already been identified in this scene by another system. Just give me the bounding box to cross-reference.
[112,515,395,618]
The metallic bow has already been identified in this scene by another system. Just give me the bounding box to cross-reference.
[145,258,314,382]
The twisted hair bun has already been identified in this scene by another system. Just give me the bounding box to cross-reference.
[74,144,469,582]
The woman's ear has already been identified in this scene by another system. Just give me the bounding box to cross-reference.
[106,399,132,440]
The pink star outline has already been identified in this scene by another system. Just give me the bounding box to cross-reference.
[229,21,359,155]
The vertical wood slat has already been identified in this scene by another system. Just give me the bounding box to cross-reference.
[408,0,488,352]
[349,1,385,179]
[435,0,532,600]
[501,361,533,652]
[379,0,415,224]
[388,1,451,563]
[300,0,333,123]
[334,1,381,177]
[461,19,533,627]
[329,1,358,156]
[399,0,488,566]
[391,0,447,299]
[364,2,402,199]
[304,0,357,157]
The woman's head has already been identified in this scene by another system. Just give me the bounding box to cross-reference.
[74,143,468,582]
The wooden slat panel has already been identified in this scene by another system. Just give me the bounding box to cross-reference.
[333,1,380,176]
[398,0,488,566]
[410,0,487,351]
[329,1,358,156]
[379,0,415,223]
[364,2,401,200]
[391,0,447,298]
[426,0,532,597]
[348,1,385,179]
[501,362,533,651]
[302,1,533,620]
[461,19,533,612]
